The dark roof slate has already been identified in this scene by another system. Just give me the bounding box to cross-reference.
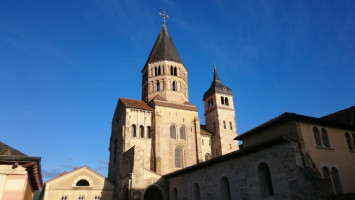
[0,141,27,156]
[203,64,233,100]
[143,23,183,69]
[236,111,355,140]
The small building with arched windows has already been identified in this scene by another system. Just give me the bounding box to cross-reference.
[40,166,113,200]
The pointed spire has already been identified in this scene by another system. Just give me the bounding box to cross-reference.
[143,21,183,67]
[213,61,220,81]
[203,62,233,100]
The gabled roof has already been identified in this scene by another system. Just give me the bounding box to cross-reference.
[0,141,27,156]
[164,136,292,178]
[45,166,109,184]
[321,106,355,127]
[119,98,153,111]
[151,100,198,112]
[203,63,233,100]
[0,142,42,190]
[236,111,355,140]
[200,125,213,136]
[143,23,183,69]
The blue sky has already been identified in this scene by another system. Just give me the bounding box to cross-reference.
[1,0,354,181]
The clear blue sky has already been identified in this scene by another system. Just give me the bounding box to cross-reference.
[1,0,354,181]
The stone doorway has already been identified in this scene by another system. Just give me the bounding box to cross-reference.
[143,185,163,200]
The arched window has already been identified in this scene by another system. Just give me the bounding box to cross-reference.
[223,120,226,129]
[170,125,176,139]
[321,128,331,148]
[180,126,186,140]
[76,179,90,186]
[170,66,174,75]
[205,153,211,161]
[158,66,161,75]
[174,146,183,168]
[173,188,178,200]
[221,96,225,105]
[172,81,176,91]
[131,124,137,137]
[147,126,151,138]
[174,67,177,76]
[345,132,353,150]
[156,80,160,91]
[140,125,144,138]
[220,177,231,200]
[312,127,322,147]
[154,67,158,76]
[194,183,200,200]
[229,121,233,130]
[225,97,229,106]
[258,163,274,198]
[322,166,331,180]
[210,98,213,107]
[331,167,343,194]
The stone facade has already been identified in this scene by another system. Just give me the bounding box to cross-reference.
[108,20,355,200]
[165,137,332,200]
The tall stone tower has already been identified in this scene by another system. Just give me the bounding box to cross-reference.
[141,22,188,104]
[203,64,239,157]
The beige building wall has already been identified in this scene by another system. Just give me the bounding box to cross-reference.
[42,167,113,200]
[297,122,355,193]
[0,165,32,200]
[142,60,188,104]
[204,93,239,157]
[200,134,212,161]
[123,108,153,171]
[154,106,201,175]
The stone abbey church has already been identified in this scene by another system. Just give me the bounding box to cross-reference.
[108,21,355,200]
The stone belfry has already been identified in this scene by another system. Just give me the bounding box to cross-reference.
[203,64,239,157]
[141,15,188,104]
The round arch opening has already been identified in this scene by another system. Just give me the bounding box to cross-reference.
[143,185,163,200]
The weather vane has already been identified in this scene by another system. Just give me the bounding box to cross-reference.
[159,9,169,24]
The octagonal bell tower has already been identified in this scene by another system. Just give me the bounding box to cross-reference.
[141,22,189,104]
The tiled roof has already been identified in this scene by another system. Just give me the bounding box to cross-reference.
[143,23,183,69]
[200,125,213,136]
[119,98,153,111]
[0,141,27,156]
[203,63,233,100]
[164,136,292,178]
[45,166,110,184]
[151,94,166,101]
[236,111,355,140]
[153,100,198,111]
[321,106,355,127]
[0,142,42,190]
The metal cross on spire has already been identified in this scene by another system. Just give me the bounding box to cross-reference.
[159,9,169,24]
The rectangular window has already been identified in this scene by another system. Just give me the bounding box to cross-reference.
[223,121,226,129]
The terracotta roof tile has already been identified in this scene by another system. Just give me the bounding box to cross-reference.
[151,94,166,101]
[120,98,153,111]
[153,101,197,111]
[200,125,213,136]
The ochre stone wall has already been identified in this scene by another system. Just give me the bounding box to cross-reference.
[167,141,332,200]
